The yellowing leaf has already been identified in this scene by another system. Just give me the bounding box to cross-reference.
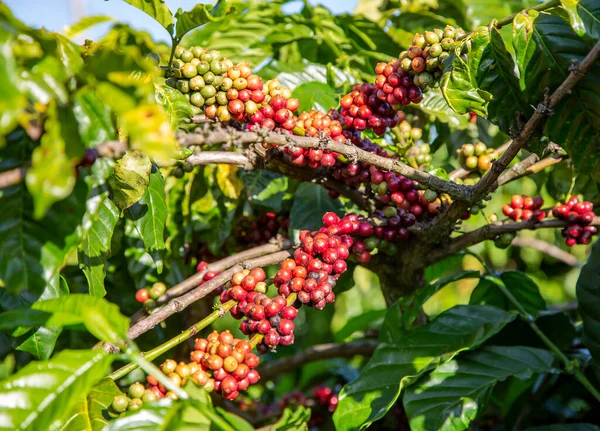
[120,104,178,163]
[108,151,152,211]
[216,164,243,200]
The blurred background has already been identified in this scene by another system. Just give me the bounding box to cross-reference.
[6,0,357,42]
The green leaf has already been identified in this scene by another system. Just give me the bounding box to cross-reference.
[175,1,232,40]
[404,346,555,431]
[470,272,546,315]
[79,193,120,297]
[400,270,481,331]
[274,60,357,90]
[577,0,600,40]
[122,0,174,35]
[0,294,129,344]
[0,349,113,431]
[15,275,69,360]
[270,406,311,431]
[240,170,289,212]
[0,30,27,141]
[26,102,84,219]
[108,152,152,211]
[73,88,116,148]
[59,378,123,431]
[63,15,116,39]
[127,167,167,272]
[154,83,192,129]
[293,82,339,113]
[513,13,600,174]
[440,27,493,117]
[289,183,343,236]
[577,238,600,371]
[333,305,516,430]
[418,89,470,129]
[104,399,187,431]
[478,26,532,133]
[0,151,88,296]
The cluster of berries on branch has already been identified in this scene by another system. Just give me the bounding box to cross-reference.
[400,25,466,90]
[553,197,597,246]
[340,83,403,135]
[502,195,545,222]
[374,60,423,110]
[457,142,497,177]
[135,281,167,311]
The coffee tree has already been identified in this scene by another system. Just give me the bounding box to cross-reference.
[1,0,600,429]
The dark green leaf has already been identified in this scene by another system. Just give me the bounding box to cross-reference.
[293,82,339,113]
[108,152,152,211]
[440,27,493,117]
[470,272,546,315]
[334,309,387,342]
[79,194,120,297]
[59,378,123,431]
[577,0,600,40]
[273,60,357,90]
[404,346,555,431]
[478,26,532,133]
[289,183,343,237]
[15,275,69,360]
[175,1,232,39]
[513,13,600,174]
[0,162,87,296]
[0,350,113,431]
[576,238,600,371]
[127,167,167,272]
[240,170,289,212]
[333,305,516,430]
[122,0,174,35]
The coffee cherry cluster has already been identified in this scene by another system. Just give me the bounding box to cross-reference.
[394,119,423,147]
[285,110,345,167]
[457,142,497,174]
[400,26,465,90]
[220,267,268,306]
[248,79,299,132]
[167,46,233,117]
[553,197,597,246]
[374,59,423,109]
[111,382,162,414]
[502,195,545,222]
[312,385,339,414]
[135,282,167,311]
[189,330,260,400]
[340,83,402,135]
[236,292,298,351]
[234,212,290,248]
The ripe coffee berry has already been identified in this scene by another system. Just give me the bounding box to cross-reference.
[502,195,545,222]
[553,197,597,246]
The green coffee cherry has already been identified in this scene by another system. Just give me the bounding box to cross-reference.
[429,43,443,57]
[142,390,157,403]
[112,396,130,413]
[183,161,194,173]
[443,25,456,39]
[190,75,205,91]
[191,105,203,115]
[128,398,143,411]
[182,63,197,78]
[462,143,475,157]
[212,75,224,88]
[200,85,216,99]
[383,206,397,218]
[474,141,487,156]
[176,79,190,94]
[203,71,215,84]
[144,298,157,310]
[165,77,177,88]
[146,52,160,66]
[129,382,145,399]
[365,237,379,251]
[401,58,413,71]
[197,61,210,75]
[425,31,440,44]
[180,50,194,63]
[191,46,204,58]
[190,92,205,107]
[441,38,454,50]
[205,96,216,106]
[174,45,185,59]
